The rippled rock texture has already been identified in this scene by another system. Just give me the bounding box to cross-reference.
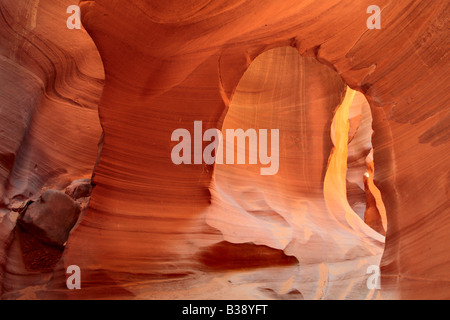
[0,0,448,299]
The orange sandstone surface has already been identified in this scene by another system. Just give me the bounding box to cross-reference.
[0,0,448,299]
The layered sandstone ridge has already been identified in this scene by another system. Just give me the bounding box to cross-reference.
[0,0,103,298]
[0,0,103,205]
[0,0,449,299]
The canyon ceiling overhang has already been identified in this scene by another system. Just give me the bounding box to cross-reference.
[0,0,449,300]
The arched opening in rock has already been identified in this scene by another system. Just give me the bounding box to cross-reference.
[326,86,387,237]
[206,46,386,299]
[342,90,387,236]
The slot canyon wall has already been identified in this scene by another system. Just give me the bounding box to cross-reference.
[0,0,448,299]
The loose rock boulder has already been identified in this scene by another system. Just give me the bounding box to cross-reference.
[65,178,93,200]
[18,190,81,247]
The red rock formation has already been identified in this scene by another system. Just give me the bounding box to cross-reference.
[0,0,103,207]
[0,0,103,298]
[0,0,448,300]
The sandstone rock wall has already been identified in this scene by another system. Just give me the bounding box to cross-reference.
[0,0,448,299]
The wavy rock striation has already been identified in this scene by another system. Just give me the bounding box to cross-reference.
[0,0,448,299]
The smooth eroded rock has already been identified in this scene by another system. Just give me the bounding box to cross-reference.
[18,190,80,247]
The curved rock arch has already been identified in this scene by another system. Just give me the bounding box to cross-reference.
[0,0,447,299]
[60,0,448,299]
